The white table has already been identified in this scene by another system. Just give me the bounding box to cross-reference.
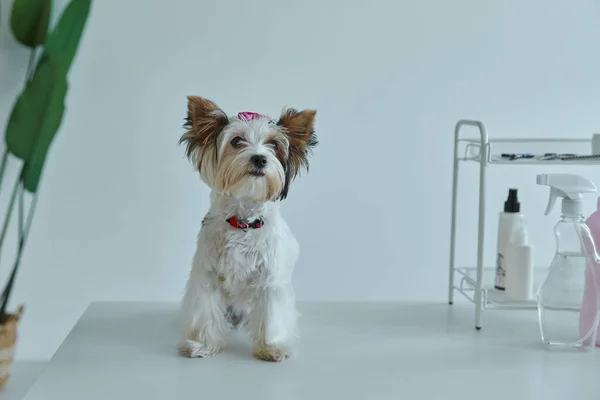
[21,302,600,400]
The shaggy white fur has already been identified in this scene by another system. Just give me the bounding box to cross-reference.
[178,96,317,362]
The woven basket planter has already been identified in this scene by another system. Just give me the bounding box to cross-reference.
[0,305,24,388]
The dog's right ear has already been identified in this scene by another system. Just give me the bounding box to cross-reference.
[180,96,229,169]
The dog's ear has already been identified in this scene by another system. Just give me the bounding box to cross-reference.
[277,108,318,199]
[180,96,229,169]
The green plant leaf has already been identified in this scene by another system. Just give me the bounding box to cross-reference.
[4,56,67,192]
[10,0,52,48]
[42,0,92,73]
[5,56,62,159]
[22,77,67,193]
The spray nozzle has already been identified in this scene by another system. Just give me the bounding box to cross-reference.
[504,188,521,213]
[537,174,597,216]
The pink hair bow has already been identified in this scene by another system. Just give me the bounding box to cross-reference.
[238,111,272,123]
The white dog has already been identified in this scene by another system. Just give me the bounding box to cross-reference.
[178,96,317,362]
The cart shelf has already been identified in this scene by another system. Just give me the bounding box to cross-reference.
[454,266,547,310]
[460,154,600,166]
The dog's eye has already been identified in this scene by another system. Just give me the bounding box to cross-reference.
[266,140,278,149]
[231,136,244,148]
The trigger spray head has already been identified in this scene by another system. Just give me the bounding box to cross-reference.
[537,174,597,216]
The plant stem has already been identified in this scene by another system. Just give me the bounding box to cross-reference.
[1,182,24,299]
[0,186,39,322]
[0,177,21,258]
[0,152,8,246]
[25,49,37,83]
[0,176,20,321]
[0,150,8,191]
[18,180,23,240]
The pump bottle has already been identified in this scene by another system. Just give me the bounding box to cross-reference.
[495,189,524,290]
[537,173,600,350]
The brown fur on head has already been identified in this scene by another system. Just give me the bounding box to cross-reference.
[181,96,317,201]
[276,108,318,199]
[180,96,229,185]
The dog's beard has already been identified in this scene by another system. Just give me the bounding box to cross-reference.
[214,154,285,202]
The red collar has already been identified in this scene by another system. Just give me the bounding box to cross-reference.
[226,216,264,231]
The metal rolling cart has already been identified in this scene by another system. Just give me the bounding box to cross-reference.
[448,119,600,330]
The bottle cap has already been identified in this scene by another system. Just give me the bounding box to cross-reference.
[504,188,521,213]
[562,198,583,216]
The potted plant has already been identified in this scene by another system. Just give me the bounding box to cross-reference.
[0,0,91,387]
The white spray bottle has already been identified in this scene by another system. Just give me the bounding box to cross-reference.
[537,173,600,350]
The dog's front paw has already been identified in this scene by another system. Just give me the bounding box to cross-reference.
[252,344,290,362]
[178,340,220,358]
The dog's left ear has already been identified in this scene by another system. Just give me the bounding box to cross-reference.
[277,108,318,199]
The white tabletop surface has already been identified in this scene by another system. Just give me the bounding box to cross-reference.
[20,301,600,400]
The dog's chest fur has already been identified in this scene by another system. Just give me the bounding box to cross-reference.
[196,191,299,307]
[200,196,279,300]
[216,228,269,297]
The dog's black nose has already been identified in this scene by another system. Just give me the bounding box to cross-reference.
[250,155,267,168]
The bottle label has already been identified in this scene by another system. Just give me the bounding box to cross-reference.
[495,252,505,290]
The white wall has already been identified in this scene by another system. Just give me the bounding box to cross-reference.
[2,0,600,360]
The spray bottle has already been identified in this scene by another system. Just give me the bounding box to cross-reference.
[537,173,600,350]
